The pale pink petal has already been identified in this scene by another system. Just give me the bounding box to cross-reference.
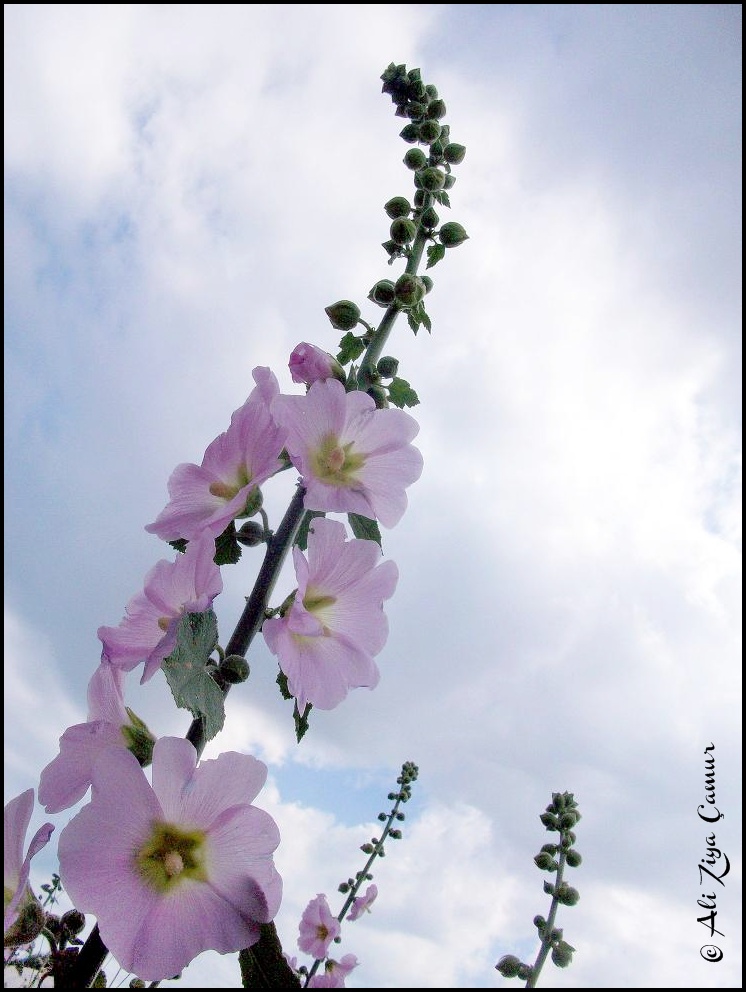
[38,721,126,814]
[153,740,267,826]
[87,662,129,724]
[205,805,282,919]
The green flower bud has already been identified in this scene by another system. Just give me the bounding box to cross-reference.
[360,842,374,854]
[240,486,263,518]
[325,300,361,331]
[376,355,400,378]
[517,965,533,982]
[60,909,86,937]
[390,217,417,245]
[420,206,439,230]
[439,221,469,247]
[562,830,577,848]
[406,101,427,120]
[413,189,427,208]
[543,881,555,895]
[443,142,467,165]
[540,843,558,855]
[549,928,563,943]
[551,942,575,969]
[560,810,580,829]
[122,709,156,767]
[399,123,420,143]
[419,119,442,143]
[236,520,265,547]
[495,955,522,979]
[384,196,411,219]
[369,279,397,306]
[338,882,350,893]
[534,852,557,871]
[220,654,250,684]
[394,273,426,307]
[427,98,447,119]
[425,83,439,100]
[3,898,45,947]
[421,275,434,294]
[565,849,582,867]
[556,883,580,906]
[377,812,387,821]
[443,173,457,189]
[417,167,446,191]
[403,147,428,171]
[533,914,547,931]
[129,981,146,989]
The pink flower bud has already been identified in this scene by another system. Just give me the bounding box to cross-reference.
[289,343,345,386]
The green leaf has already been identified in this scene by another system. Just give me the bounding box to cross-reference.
[348,512,383,546]
[419,306,432,333]
[407,309,420,335]
[239,924,301,988]
[214,521,242,566]
[276,670,294,701]
[168,538,188,554]
[426,243,446,269]
[433,190,452,209]
[295,510,326,551]
[336,331,365,365]
[388,377,420,409]
[162,612,225,742]
[294,701,313,743]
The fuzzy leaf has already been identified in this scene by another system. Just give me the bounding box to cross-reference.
[337,332,365,365]
[162,611,225,741]
[348,512,383,546]
[214,521,242,565]
[426,243,446,269]
[168,539,188,554]
[294,701,313,743]
[388,377,420,409]
[295,510,326,551]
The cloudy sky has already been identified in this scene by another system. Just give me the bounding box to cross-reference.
[4,4,742,989]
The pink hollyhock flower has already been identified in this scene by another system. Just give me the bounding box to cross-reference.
[289,342,345,386]
[272,378,423,528]
[4,790,54,936]
[39,662,156,814]
[58,738,282,983]
[145,367,287,542]
[308,954,359,987]
[347,883,378,921]
[98,531,222,683]
[297,893,340,959]
[262,517,398,710]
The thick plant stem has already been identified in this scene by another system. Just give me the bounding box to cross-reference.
[525,849,568,989]
[186,482,308,758]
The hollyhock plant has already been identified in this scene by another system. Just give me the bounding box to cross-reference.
[57,737,282,982]
[272,377,423,528]
[262,517,398,710]
[347,883,378,921]
[98,531,222,683]
[289,342,345,386]
[308,954,359,988]
[297,893,340,959]
[4,790,54,937]
[145,367,287,542]
[38,661,156,814]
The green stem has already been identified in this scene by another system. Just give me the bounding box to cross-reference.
[186,483,308,758]
[525,848,568,989]
[357,193,433,384]
[303,792,406,985]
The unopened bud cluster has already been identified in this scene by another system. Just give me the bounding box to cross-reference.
[496,792,582,983]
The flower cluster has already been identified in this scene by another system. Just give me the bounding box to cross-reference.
[4,60,472,990]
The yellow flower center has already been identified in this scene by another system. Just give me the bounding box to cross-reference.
[135,823,207,893]
[311,434,366,486]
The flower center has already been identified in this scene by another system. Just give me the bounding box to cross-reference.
[135,822,207,893]
[208,466,252,501]
[311,434,366,486]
